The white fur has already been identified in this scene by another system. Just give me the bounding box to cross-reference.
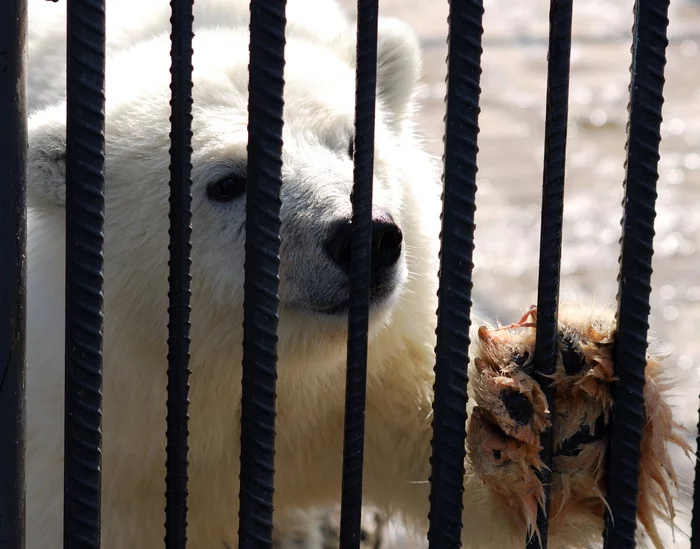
[26,1,529,548]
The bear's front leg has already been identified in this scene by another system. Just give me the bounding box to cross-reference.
[468,303,690,549]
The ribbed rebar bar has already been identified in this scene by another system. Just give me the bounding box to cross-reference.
[427,1,485,547]
[528,1,573,547]
[164,0,194,547]
[63,0,106,547]
[237,1,287,548]
[691,395,700,549]
[338,2,378,548]
[602,0,670,547]
[0,0,28,547]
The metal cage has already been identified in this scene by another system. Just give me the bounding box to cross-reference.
[0,1,689,548]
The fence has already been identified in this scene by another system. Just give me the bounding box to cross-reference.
[0,0,691,548]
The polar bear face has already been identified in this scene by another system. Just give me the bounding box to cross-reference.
[27,21,432,373]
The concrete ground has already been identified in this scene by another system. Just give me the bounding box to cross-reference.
[337,0,700,546]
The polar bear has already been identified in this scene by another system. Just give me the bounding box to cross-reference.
[24,0,686,548]
[271,506,386,549]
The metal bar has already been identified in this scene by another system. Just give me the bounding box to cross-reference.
[0,0,28,546]
[63,0,107,546]
[237,1,287,548]
[691,396,700,549]
[527,1,573,547]
[164,0,194,547]
[338,1,378,548]
[427,0,485,547]
[602,0,670,547]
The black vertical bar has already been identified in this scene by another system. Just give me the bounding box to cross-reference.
[237,1,287,548]
[0,0,28,547]
[427,1,484,548]
[338,1,378,549]
[527,1,573,548]
[63,0,106,546]
[602,0,670,547]
[164,0,194,547]
[691,396,700,549]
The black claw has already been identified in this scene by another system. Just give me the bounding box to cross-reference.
[555,415,608,457]
[500,389,534,426]
[514,351,530,366]
[512,351,532,374]
[560,333,587,375]
[510,351,534,377]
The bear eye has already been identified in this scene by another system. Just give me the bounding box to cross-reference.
[206,175,246,203]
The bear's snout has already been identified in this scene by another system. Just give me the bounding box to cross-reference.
[324,212,403,279]
[302,210,404,315]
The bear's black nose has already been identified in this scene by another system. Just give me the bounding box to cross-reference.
[325,214,403,279]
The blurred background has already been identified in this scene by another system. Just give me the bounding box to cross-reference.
[337,0,700,546]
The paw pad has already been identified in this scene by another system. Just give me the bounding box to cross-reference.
[500,388,534,427]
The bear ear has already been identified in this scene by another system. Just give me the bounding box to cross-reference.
[27,103,67,207]
[375,17,422,127]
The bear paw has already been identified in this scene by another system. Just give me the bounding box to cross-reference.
[467,305,690,548]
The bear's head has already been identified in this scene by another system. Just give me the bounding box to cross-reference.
[27,17,440,376]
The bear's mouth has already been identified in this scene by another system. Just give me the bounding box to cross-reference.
[313,284,398,316]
